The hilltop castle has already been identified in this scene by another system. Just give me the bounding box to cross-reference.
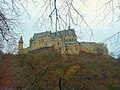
[18,29,108,55]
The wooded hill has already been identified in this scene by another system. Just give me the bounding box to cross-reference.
[0,50,120,90]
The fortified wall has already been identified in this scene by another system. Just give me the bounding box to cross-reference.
[18,29,108,55]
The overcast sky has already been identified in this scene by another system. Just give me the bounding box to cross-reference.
[16,0,120,55]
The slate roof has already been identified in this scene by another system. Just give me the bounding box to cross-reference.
[53,29,76,37]
[32,29,76,40]
[64,41,96,45]
[64,41,79,44]
[79,42,96,44]
[33,31,52,40]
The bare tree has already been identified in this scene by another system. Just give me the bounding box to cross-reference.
[34,0,93,39]
[95,0,120,56]
[34,0,120,41]
[0,0,94,53]
[0,0,33,53]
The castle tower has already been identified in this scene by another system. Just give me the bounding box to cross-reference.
[18,36,23,54]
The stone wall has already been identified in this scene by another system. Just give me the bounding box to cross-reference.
[30,36,55,51]
[21,35,108,55]
[28,46,54,54]
[61,42,80,55]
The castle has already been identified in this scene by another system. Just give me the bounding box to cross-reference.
[18,29,108,55]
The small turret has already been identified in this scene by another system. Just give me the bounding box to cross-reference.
[18,36,23,54]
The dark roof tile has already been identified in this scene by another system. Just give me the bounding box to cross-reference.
[32,29,76,40]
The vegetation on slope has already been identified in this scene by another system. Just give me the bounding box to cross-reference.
[0,51,120,90]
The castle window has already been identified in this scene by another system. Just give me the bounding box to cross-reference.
[65,45,69,50]
[45,43,47,46]
[33,41,35,44]
[57,42,59,45]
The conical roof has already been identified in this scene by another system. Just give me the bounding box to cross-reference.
[19,36,23,43]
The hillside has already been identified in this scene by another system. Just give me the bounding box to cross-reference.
[0,51,120,90]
